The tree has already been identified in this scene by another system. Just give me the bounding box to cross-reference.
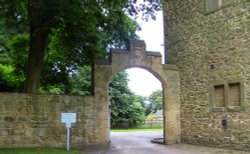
[0,0,162,93]
[134,95,147,108]
[109,71,145,128]
[131,95,147,126]
[0,11,28,91]
[146,90,162,115]
[68,66,92,96]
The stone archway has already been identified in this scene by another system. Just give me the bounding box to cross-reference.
[94,40,180,145]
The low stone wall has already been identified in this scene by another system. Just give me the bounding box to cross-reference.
[0,93,102,148]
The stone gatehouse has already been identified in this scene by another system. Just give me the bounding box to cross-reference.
[164,0,250,150]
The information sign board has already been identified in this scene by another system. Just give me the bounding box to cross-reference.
[61,113,76,125]
[61,112,77,151]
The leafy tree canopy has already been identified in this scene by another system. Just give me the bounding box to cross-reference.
[109,71,145,128]
[145,90,162,115]
[0,0,162,93]
[0,0,162,129]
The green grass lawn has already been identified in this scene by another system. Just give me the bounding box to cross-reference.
[0,147,81,154]
[111,128,163,132]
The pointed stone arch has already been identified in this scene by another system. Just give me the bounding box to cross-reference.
[93,40,180,145]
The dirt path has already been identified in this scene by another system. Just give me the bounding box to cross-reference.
[83,131,248,154]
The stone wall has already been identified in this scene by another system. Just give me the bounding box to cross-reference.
[0,40,181,148]
[0,93,102,148]
[164,0,250,150]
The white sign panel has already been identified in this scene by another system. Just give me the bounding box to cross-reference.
[61,113,76,124]
[61,112,77,151]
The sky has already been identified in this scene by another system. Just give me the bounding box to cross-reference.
[127,11,164,97]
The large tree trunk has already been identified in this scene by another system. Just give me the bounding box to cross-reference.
[24,31,48,93]
[24,0,48,93]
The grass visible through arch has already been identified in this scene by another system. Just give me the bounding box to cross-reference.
[111,128,163,132]
[0,147,81,154]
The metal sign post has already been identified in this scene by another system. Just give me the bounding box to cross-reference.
[61,113,76,152]
[66,125,70,151]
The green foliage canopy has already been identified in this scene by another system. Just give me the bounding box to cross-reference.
[109,71,145,128]
[0,0,162,92]
[146,90,163,115]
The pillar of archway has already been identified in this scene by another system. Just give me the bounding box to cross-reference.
[93,40,180,145]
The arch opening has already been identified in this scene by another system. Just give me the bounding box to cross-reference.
[107,67,164,143]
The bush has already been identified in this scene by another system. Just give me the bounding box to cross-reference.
[0,64,25,92]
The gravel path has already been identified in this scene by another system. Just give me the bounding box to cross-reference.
[83,131,249,154]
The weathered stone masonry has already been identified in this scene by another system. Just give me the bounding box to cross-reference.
[0,40,181,147]
[1,0,249,150]
[164,0,250,150]
[0,93,101,147]
[94,40,181,145]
